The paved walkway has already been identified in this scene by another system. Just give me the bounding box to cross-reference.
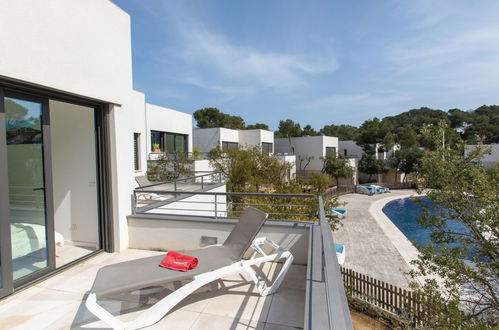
[333,189,422,288]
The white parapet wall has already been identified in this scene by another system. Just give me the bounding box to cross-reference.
[145,185,227,218]
[127,215,310,264]
[146,103,193,154]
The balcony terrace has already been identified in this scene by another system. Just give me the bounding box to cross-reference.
[0,192,352,329]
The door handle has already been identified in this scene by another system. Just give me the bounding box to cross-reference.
[33,187,45,191]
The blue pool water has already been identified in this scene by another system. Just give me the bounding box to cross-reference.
[382,196,466,246]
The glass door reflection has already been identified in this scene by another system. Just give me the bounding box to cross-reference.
[4,97,49,280]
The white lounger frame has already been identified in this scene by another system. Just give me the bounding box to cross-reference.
[85,237,293,330]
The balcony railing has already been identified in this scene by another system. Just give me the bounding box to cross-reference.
[128,191,353,329]
[148,151,210,161]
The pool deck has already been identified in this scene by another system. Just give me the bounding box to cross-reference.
[334,189,423,288]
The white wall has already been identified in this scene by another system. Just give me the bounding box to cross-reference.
[50,100,99,247]
[219,128,239,144]
[275,155,297,181]
[0,0,142,252]
[146,103,193,154]
[0,0,132,104]
[465,144,499,168]
[275,136,338,172]
[238,129,260,148]
[193,128,222,152]
[130,91,147,177]
[145,185,227,217]
[338,140,363,158]
[127,217,310,264]
[238,129,274,151]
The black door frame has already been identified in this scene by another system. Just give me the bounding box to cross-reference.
[0,78,114,298]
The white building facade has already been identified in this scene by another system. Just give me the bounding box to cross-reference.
[0,0,219,298]
[274,136,339,173]
[193,127,274,153]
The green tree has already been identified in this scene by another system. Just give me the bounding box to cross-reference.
[320,124,359,140]
[208,145,291,192]
[410,126,498,328]
[302,124,321,136]
[147,152,192,182]
[275,119,302,153]
[358,153,386,182]
[245,123,270,130]
[389,147,422,182]
[275,119,301,138]
[396,126,419,148]
[355,118,393,153]
[321,154,354,186]
[193,107,245,129]
[307,171,333,195]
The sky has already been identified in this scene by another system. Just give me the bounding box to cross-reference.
[112,0,499,130]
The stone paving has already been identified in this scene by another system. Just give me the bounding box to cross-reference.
[333,189,422,288]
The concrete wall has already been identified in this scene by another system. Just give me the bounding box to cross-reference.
[145,103,193,154]
[338,140,363,158]
[0,0,145,251]
[219,128,239,144]
[192,128,222,152]
[130,91,147,177]
[0,0,132,104]
[275,155,297,181]
[275,136,339,172]
[50,100,99,247]
[238,129,260,148]
[127,215,310,265]
[145,185,227,217]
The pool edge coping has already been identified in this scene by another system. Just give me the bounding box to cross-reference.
[369,192,424,282]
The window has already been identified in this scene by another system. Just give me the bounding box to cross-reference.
[222,141,238,151]
[134,133,140,171]
[150,130,187,153]
[325,147,337,156]
[344,149,347,156]
[262,142,273,153]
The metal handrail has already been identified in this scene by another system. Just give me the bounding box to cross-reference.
[317,196,353,329]
[135,172,222,190]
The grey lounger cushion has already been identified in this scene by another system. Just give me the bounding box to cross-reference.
[90,207,268,299]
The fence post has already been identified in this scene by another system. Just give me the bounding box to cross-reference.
[214,194,218,219]
[201,175,204,190]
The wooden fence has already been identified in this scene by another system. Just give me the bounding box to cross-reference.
[325,185,356,197]
[340,267,424,323]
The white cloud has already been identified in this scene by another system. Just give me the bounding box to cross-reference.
[155,7,339,97]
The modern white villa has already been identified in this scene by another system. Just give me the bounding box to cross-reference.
[193,127,274,153]
[146,104,193,161]
[274,135,339,173]
[339,140,403,184]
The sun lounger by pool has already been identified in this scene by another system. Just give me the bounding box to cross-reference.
[356,185,375,195]
[331,207,348,219]
[85,207,293,330]
[335,243,346,265]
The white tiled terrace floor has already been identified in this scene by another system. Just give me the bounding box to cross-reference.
[0,249,306,330]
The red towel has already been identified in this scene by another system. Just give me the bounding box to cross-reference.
[159,251,198,271]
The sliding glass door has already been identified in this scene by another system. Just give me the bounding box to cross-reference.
[2,94,56,287]
[0,83,109,300]
[5,96,53,281]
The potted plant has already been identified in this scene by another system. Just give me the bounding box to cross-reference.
[192,147,201,160]
[152,143,161,153]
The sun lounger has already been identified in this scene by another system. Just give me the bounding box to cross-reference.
[331,207,347,219]
[335,243,346,265]
[85,207,293,329]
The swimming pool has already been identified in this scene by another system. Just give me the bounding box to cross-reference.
[382,196,466,246]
